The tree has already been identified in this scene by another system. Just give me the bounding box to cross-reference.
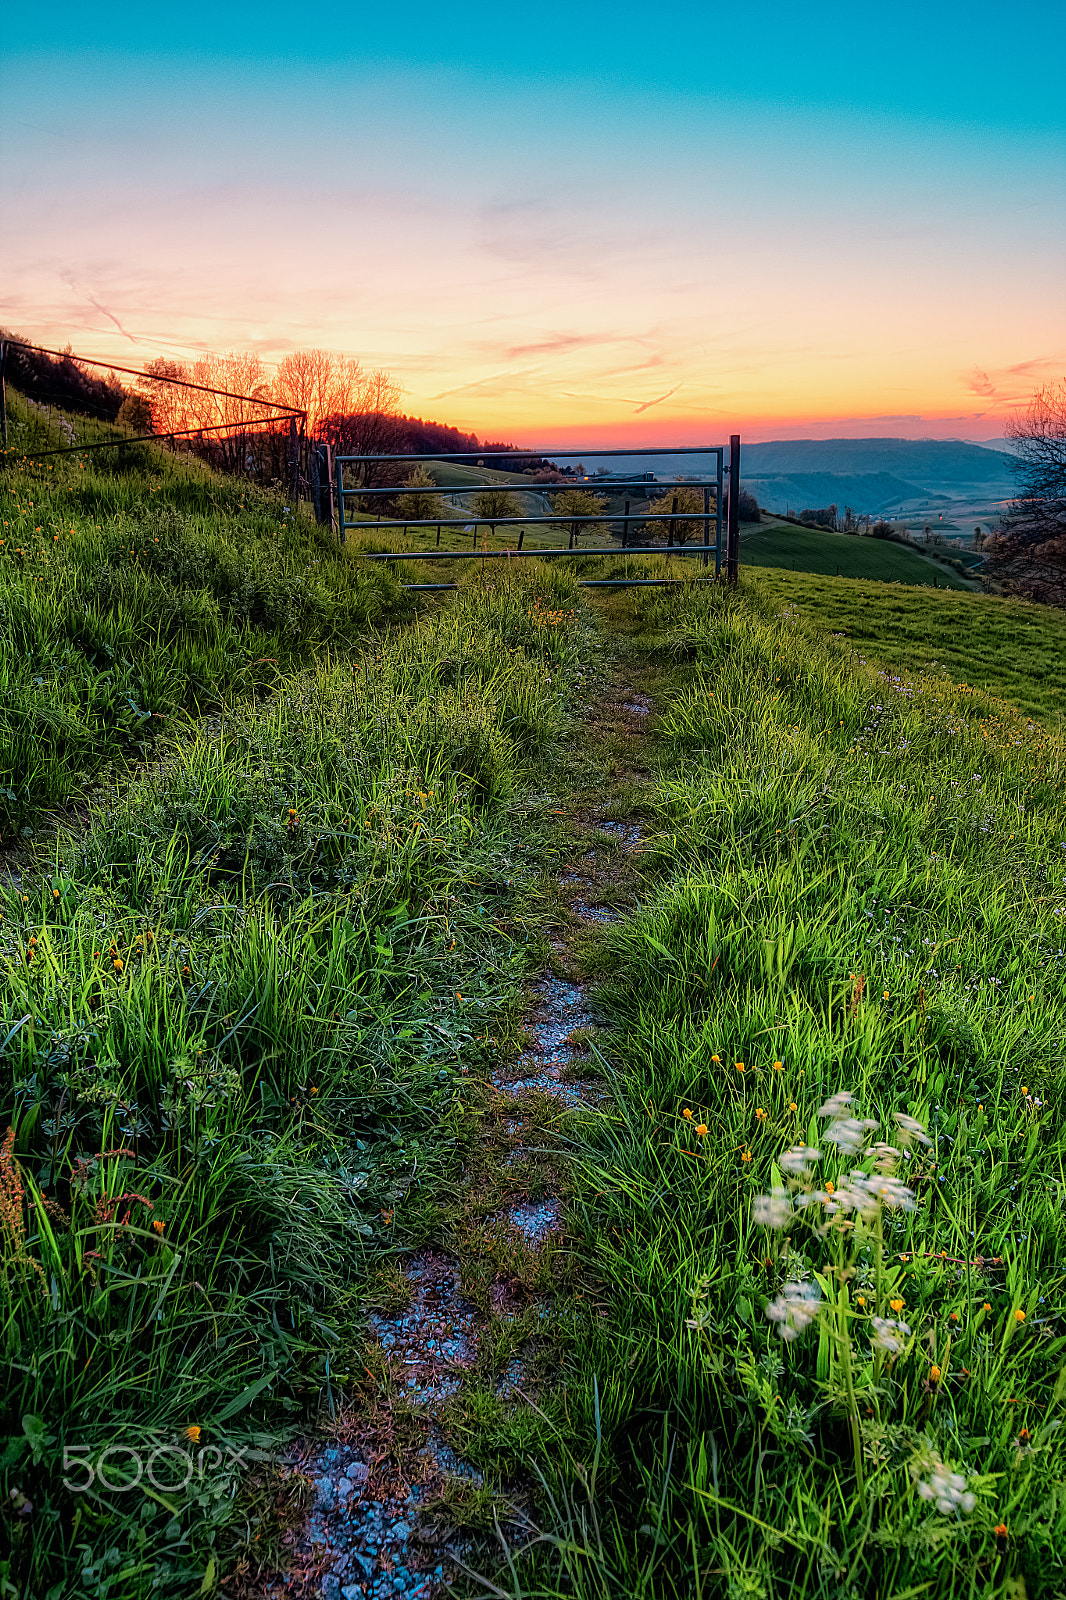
[739,489,761,523]
[799,504,838,532]
[116,393,154,434]
[645,485,707,545]
[273,349,368,436]
[473,487,514,524]
[316,366,406,490]
[982,381,1066,604]
[1003,381,1066,544]
[551,487,607,546]
[401,465,447,524]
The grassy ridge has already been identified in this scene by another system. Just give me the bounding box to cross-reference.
[0,407,582,1595]
[524,578,1066,1598]
[0,391,405,841]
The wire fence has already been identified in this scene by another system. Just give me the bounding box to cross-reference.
[0,336,332,511]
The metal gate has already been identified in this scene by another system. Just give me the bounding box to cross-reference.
[334,438,741,589]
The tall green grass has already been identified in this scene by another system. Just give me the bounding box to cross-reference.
[0,393,406,838]
[519,578,1066,1599]
[0,564,580,1599]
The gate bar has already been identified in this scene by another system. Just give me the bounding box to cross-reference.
[362,544,719,561]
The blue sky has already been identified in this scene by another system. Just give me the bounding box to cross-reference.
[2,0,1063,442]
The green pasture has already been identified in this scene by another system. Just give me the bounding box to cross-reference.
[740,517,972,588]
[3,389,1065,1599]
[0,550,581,1598]
[511,576,1066,1600]
[755,569,1066,725]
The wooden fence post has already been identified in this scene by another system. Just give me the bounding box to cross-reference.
[726,434,740,585]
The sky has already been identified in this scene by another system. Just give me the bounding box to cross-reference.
[2,0,1064,447]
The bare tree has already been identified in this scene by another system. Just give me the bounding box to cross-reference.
[273,349,367,435]
[138,352,277,471]
[1003,380,1066,543]
[982,380,1066,604]
[317,366,406,491]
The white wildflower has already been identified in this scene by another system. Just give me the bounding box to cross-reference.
[765,1281,821,1341]
[915,1462,976,1516]
[817,1091,855,1119]
[753,1192,793,1229]
[822,1116,878,1154]
[779,1145,821,1177]
[870,1315,910,1355]
[863,1173,917,1211]
[867,1141,902,1173]
[894,1112,932,1147]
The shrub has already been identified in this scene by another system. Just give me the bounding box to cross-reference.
[799,504,838,531]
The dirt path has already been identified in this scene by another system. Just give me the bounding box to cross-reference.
[267,653,656,1600]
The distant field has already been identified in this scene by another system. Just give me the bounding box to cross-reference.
[740,517,972,588]
[754,567,1066,723]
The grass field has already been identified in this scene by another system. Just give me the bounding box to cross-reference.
[740,518,973,589]
[754,570,1066,725]
[0,392,407,843]
[512,576,1066,1599]
[3,399,1066,1599]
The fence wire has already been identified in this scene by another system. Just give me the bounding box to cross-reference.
[0,336,314,502]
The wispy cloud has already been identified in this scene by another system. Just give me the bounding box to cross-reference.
[961,356,1065,408]
[633,384,682,414]
[60,270,142,343]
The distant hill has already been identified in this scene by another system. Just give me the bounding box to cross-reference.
[549,438,1018,502]
[739,438,1016,488]
[742,471,951,516]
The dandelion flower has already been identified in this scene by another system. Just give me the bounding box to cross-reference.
[185,1425,201,1443]
[682,1107,693,1120]
[736,1062,745,1073]
[773,1061,783,1071]
[711,1055,721,1064]
[788,1101,798,1112]
[889,1298,905,1313]
[740,1149,752,1163]
[929,1364,942,1382]
[755,1107,768,1121]
[982,1302,991,1313]
[696,1123,708,1138]
[994,1523,1008,1539]
[152,1220,165,1235]
[1014,1309,1025,1323]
